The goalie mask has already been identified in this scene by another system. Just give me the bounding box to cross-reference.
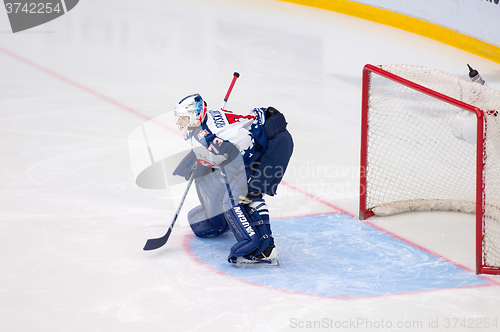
[174,94,207,132]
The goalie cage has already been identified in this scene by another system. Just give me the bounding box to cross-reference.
[359,64,500,275]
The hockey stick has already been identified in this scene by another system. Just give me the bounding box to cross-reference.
[222,72,240,110]
[142,72,240,251]
[143,174,194,250]
[219,72,240,205]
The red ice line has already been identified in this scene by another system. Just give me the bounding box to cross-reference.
[0,46,178,134]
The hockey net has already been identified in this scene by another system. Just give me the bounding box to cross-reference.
[359,64,500,275]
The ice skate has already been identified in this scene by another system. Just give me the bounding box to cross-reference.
[233,244,279,268]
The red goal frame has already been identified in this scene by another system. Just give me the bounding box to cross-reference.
[358,64,500,275]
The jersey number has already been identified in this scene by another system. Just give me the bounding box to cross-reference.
[208,137,224,155]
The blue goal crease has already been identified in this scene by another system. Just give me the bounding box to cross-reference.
[189,213,491,299]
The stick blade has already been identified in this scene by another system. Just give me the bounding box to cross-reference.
[143,228,172,251]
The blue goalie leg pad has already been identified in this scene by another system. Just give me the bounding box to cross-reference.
[244,200,272,257]
[225,201,273,263]
[225,205,260,260]
[188,205,228,238]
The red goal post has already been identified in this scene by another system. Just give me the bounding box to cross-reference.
[359,64,500,275]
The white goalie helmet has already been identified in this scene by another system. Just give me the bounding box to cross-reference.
[174,94,207,131]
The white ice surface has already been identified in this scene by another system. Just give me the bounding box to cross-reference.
[1,0,500,331]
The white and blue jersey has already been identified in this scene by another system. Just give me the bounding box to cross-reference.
[187,108,268,171]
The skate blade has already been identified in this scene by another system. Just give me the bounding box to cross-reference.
[235,260,279,268]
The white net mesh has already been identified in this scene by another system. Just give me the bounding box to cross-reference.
[364,64,500,271]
